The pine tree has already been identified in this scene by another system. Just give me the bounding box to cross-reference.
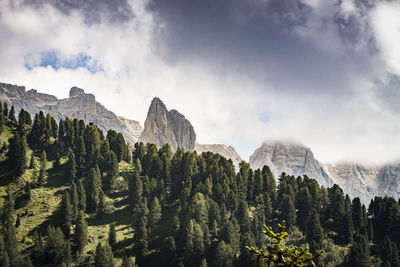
[94,241,114,267]
[65,151,77,183]
[3,102,8,117]
[346,232,371,267]
[149,197,162,238]
[87,166,103,213]
[77,180,86,212]
[8,106,16,124]
[306,208,324,252]
[70,182,79,220]
[74,210,88,256]
[108,224,117,250]
[381,235,400,267]
[29,154,35,169]
[38,151,48,185]
[1,192,22,266]
[7,132,28,178]
[61,192,72,238]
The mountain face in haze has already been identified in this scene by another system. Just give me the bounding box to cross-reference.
[0,82,143,144]
[249,140,334,188]
[138,97,196,151]
[249,140,400,203]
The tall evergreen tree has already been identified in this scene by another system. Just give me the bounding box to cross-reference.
[8,106,16,124]
[61,192,72,238]
[77,180,86,213]
[74,210,88,256]
[65,151,77,183]
[94,241,114,267]
[38,151,48,185]
[86,166,103,213]
[108,224,117,250]
[346,232,371,267]
[7,132,28,178]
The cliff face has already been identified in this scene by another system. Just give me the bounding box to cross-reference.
[249,140,333,187]
[138,97,196,151]
[249,139,400,204]
[0,82,143,144]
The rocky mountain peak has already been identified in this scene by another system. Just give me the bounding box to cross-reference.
[139,98,196,151]
[250,140,333,187]
[69,86,86,97]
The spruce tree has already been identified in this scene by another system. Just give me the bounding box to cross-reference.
[87,166,103,213]
[7,132,28,178]
[3,102,8,117]
[70,182,79,220]
[29,154,35,169]
[108,224,117,250]
[0,234,10,267]
[94,241,114,267]
[65,151,77,183]
[38,151,48,185]
[8,106,16,124]
[61,192,72,238]
[74,210,88,256]
[346,232,371,267]
[77,180,86,212]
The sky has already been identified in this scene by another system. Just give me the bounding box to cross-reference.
[1,0,400,164]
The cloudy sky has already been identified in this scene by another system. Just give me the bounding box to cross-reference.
[1,0,400,164]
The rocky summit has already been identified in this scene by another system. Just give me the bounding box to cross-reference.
[139,97,196,151]
[250,139,400,204]
[0,82,143,144]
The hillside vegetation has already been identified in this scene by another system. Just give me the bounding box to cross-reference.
[0,103,400,267]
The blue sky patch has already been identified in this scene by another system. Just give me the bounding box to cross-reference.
[24,51,103,73]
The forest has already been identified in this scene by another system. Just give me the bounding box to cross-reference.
[0,102,400,267]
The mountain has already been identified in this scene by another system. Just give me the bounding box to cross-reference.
[249,140,333,188]
[0,82,143,144]
[138,97,196,151]
[0,82,242,165]
[195,143,242,167]
[249,139,400,203]
[138,97,242,166]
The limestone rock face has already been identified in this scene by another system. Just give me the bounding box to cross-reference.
[249,139,400,204]
[0,82,143,144]
[249,140,333,187]
[139,97,196,151]
[195,143,242,167]
[326,162,379,204]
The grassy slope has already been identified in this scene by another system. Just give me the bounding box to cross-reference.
[0,127,135,265]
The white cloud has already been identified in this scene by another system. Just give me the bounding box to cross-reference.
[1,0,400,165]
[371,1,400,76]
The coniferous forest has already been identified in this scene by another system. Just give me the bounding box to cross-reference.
[1,103,400,267]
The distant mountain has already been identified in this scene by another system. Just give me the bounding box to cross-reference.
[249,140,333,188]
[139,97,196,151]
[0,82,143,145]
[250,139,400,203]
[139,97,242,165]
[0,82,242,165]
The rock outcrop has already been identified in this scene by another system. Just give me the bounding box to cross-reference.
[139,97,196,151]
[249,140,333,187]
[195,143,242,167]
[249,139,400,204]
[0,82,143,144]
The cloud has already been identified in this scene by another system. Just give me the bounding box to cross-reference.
[1,0,400,165]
